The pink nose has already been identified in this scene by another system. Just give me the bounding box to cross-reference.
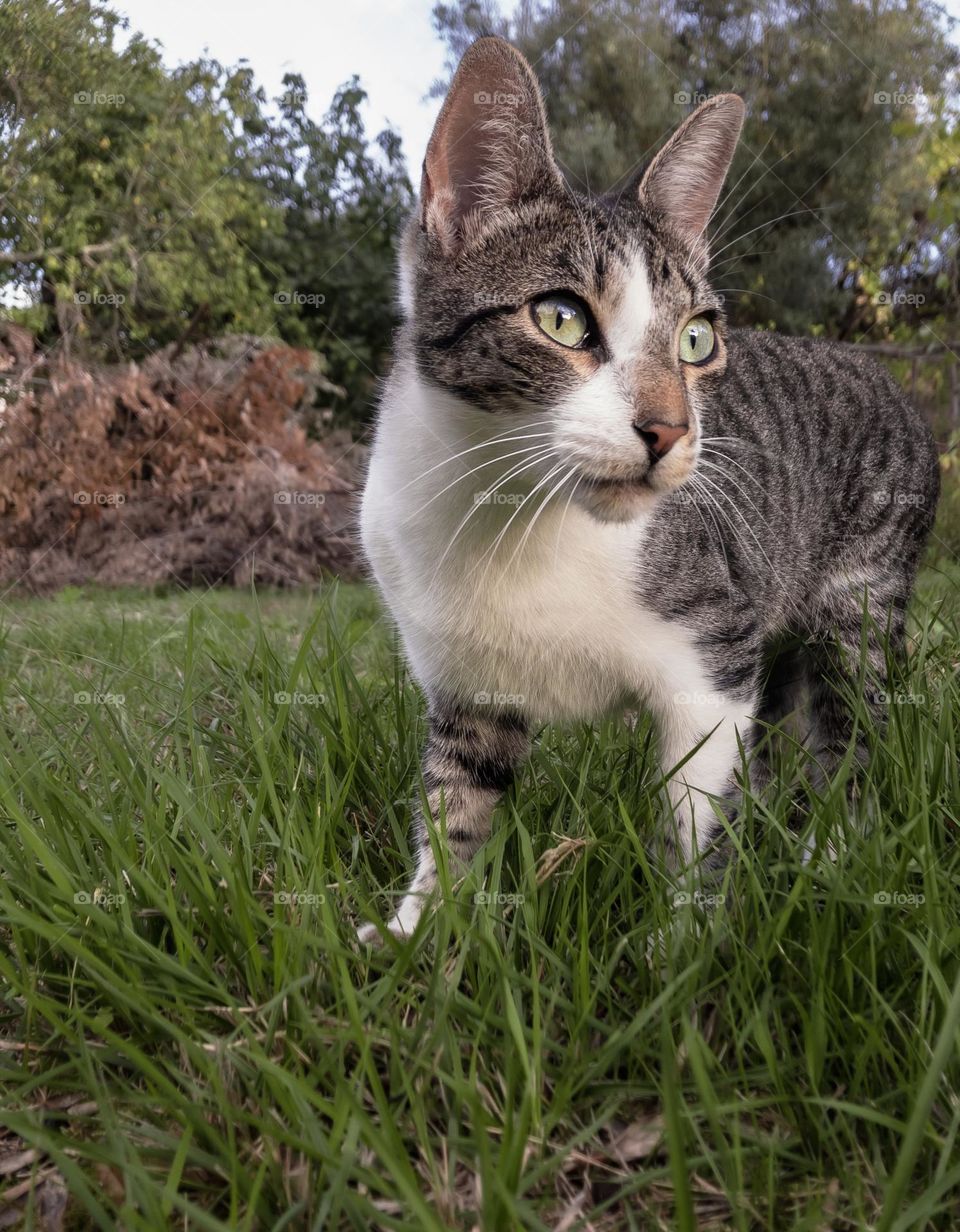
[634,418,689,460]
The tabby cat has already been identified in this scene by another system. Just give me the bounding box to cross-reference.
[358,37,939,941]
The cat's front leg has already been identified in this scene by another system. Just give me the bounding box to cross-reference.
[653,674,758,867]
[358,695,529,944]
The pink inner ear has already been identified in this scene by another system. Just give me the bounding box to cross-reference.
[420,38,561,242]
[423,63,494,221]
[639,95,745,250]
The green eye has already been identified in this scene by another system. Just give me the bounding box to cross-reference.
[532,296,589,348]
[679,316,716,364]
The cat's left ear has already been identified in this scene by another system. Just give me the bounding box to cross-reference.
[638,94,745,261]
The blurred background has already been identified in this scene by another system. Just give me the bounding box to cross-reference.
[1,0,958,593]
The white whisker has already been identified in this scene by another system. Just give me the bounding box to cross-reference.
[392,426,555,498]
[474,460,568,585]
[505,465,579,573]
[554,472,583,567]
[401,441,558,524]
[697,455,768,515]
[684,475,735,597]
[700,435,777,462]
[710,208,828,261]
[695,470,784,587]
[428,447,561,587]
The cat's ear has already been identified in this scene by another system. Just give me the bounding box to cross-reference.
[421,36,563,250]
[638,94,745,259]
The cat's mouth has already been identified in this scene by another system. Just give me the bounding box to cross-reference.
[577,468,652,492]
[572,459,693,523]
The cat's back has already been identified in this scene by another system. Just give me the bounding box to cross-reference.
[719,330,935,456]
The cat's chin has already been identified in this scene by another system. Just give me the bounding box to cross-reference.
[573,477,662,523]
[573,460,696,522]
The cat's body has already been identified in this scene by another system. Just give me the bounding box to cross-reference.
[358,38,939,941]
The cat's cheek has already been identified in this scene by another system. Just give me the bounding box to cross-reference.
[552,368,649,471]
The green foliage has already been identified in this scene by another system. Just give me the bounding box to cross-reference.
[0,0,411,424]
[262,75,412,423]
[0,1,279,353]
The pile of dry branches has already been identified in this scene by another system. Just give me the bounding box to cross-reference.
[0,324,362,591]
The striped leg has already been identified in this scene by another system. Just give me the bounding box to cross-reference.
[358,697,529,943]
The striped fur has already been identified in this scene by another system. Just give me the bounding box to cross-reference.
[357,702,528,943]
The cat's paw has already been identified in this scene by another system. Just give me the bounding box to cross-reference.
[356,889,433,947]
[356,917,411,947]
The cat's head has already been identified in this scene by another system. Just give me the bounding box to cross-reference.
[401,37,745,523]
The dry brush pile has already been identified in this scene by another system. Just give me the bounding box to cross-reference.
[0,324,363,592]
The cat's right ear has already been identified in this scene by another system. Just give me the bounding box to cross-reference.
[421,37,564,251]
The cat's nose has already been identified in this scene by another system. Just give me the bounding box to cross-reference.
[634,418,689,461]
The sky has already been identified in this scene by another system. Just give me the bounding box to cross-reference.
[109,0,454,171]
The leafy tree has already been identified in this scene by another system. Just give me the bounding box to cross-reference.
[0,0,280,356]
[0,0,411,426]
[260,75,412,423]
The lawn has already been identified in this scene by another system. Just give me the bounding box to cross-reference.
[0,561,958,1230]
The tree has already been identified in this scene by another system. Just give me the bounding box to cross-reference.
[260,75,412,423]
[0,0,280,356]
[0,0,412,427]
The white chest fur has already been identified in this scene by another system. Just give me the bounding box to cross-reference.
[361,369,706,723]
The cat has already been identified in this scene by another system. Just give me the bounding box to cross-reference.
[357,36,939,942]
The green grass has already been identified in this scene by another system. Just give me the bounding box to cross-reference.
[0,566,958,1230]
